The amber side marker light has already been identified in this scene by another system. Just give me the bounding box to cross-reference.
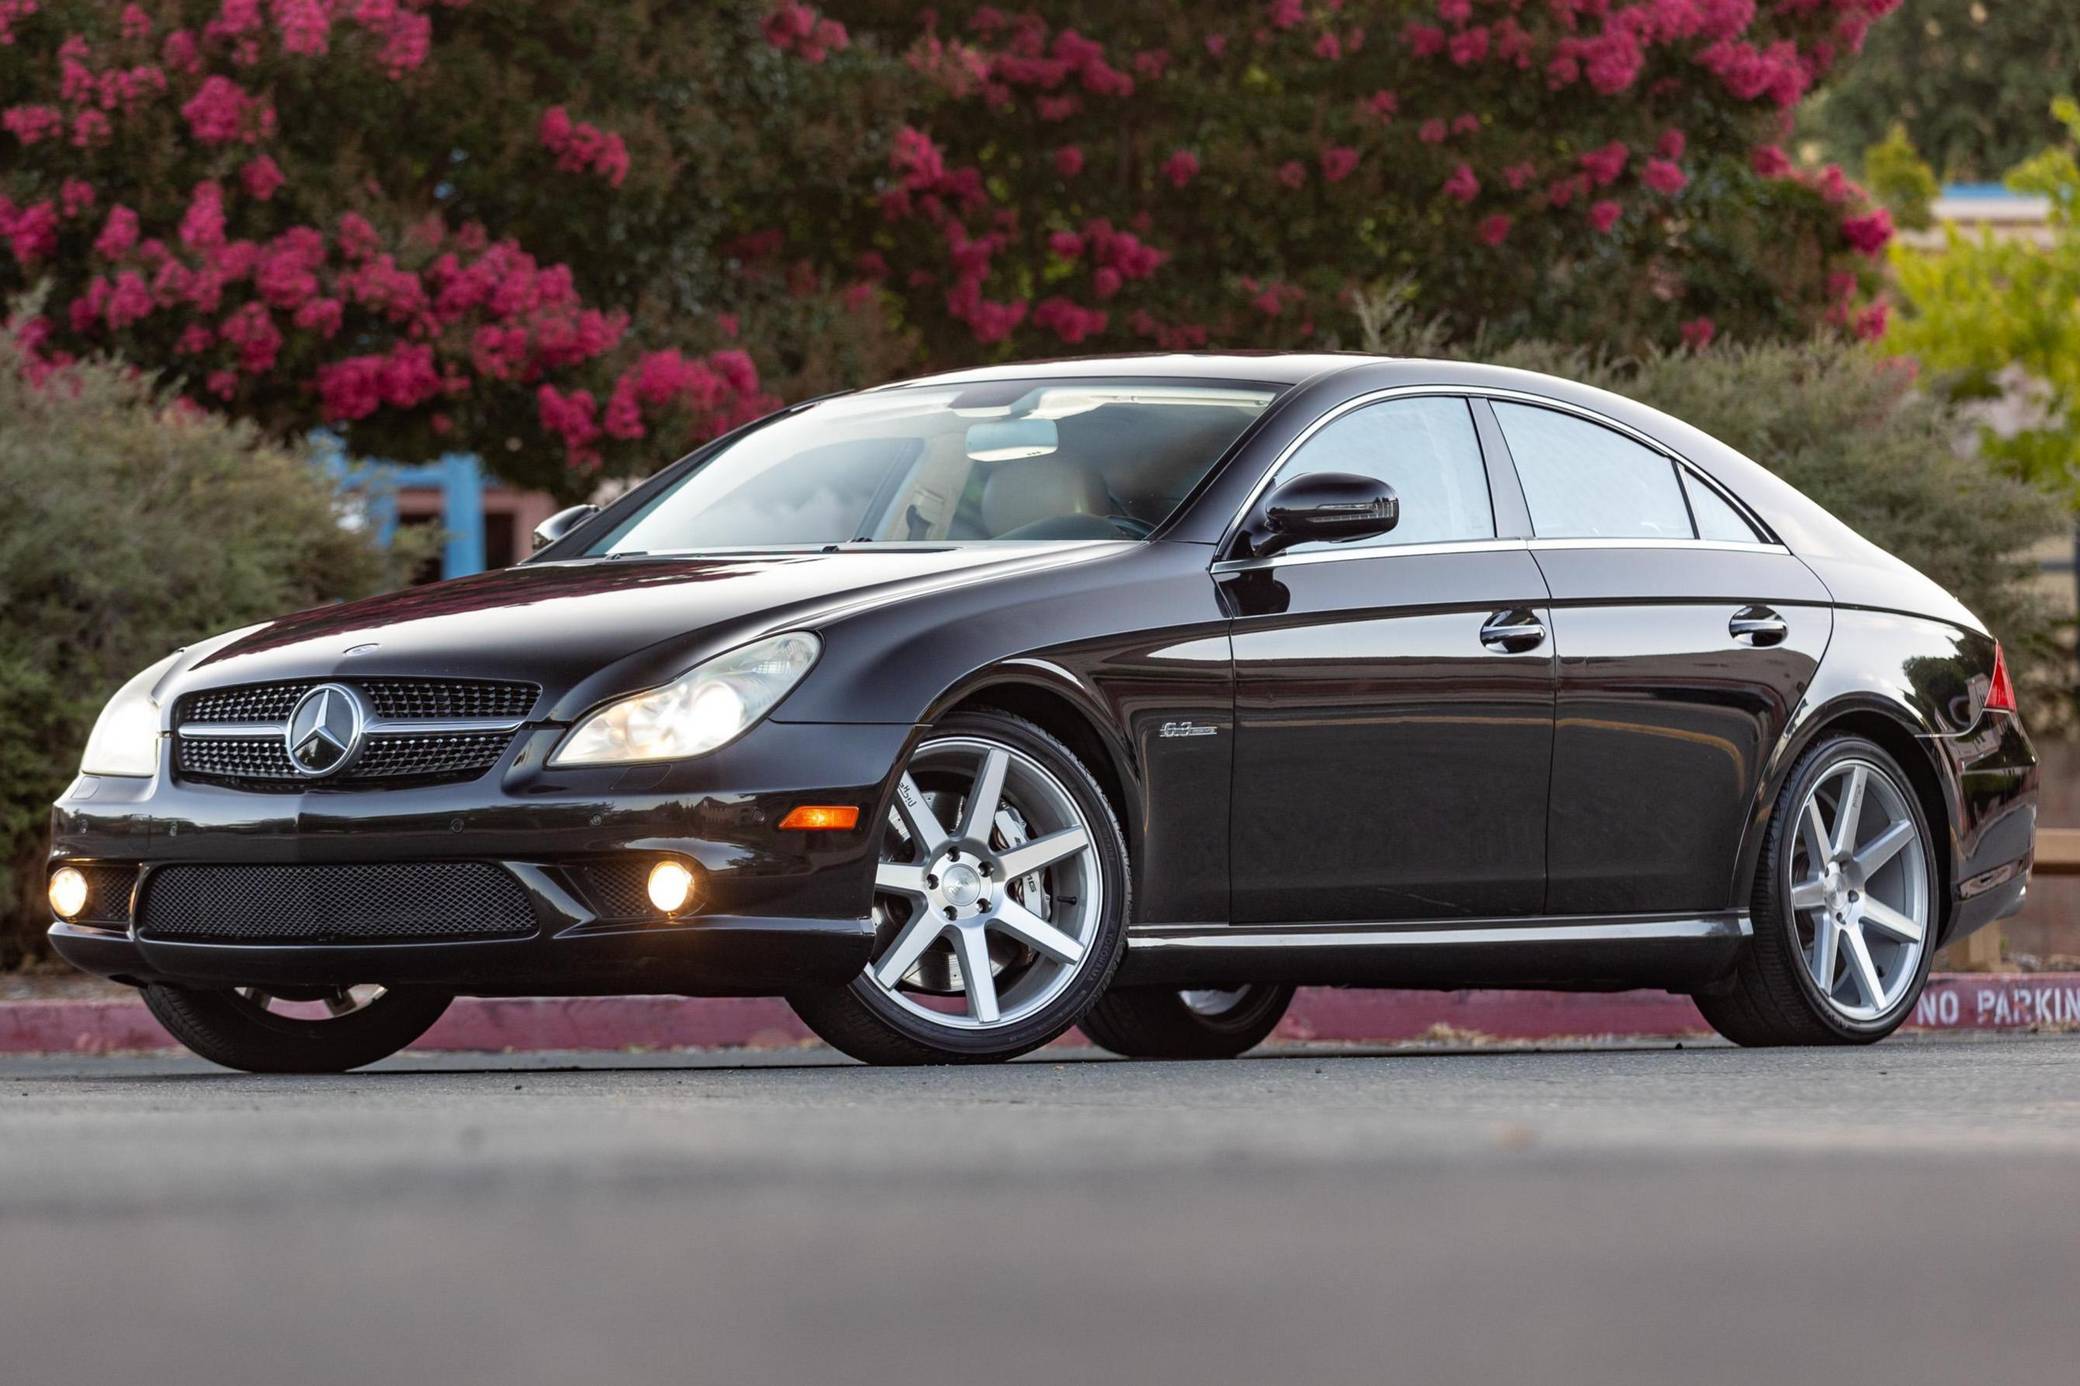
[48,867,88,921]
[777,804,861,831]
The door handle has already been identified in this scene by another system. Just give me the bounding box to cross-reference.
[1480,609,1547,654]
[1730,605,1789,647]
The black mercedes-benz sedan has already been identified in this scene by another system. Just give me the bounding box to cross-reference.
[48,354,2037,1070]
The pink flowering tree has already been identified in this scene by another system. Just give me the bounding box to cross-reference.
[0,1,883,493]
[5,2,1906,491]
[804,0,1903,360]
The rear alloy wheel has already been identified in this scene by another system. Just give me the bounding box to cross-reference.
[1079,983,1295,1059]
[789,711,1129,1065]
[1697,735,1938,1046]
[142,982,452,1073]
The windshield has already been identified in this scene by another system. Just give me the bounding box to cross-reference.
[588,377,1280,554]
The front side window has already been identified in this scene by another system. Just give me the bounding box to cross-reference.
[1265,395,1495,551]
[589,378,1279,555]
[1493,402,1691,540]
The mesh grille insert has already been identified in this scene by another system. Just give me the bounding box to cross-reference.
[579,861,664,921]
[69,864,139,926]
[139,863,538,943]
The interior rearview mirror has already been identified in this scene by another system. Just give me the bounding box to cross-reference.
[533,503,601,552]
[1241,472,1398,559]
[965,417,1059,462]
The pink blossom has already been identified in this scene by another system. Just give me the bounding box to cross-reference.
[1751,144,1792,177]
[1580,141,1629,186]
[1853,302,1888,341]
[60,178,95,217]
[1502,161,1538,191]
[1404,24,1446,57]
[275,0,332,55]
[1320,146,1359,183]
[1477,214,1512,246]
[1438,0,1472,24]
[3,104,62,144]
[337,212,381,261]
[1267,0,1305,31]
[1643,158,1688,195]
[1364,89,1399,120]
[105,271,153,329]
[1047,230,1085,259]
[120,4,154,41]
[294,297,343,337]
[1314,32,1341,61]
[1589,199,1623,233]
[218,301,284,373]
[70,109,111,147]
[161,30,200,74]
[1840,208,1893,256]
[1031,296,1107,343]
[1680,316,1717,349]
[1443,163,1479,204]
[1052,145,1084,177]
[179,181,226,250]
[241,155,284,200]
[180,76,264,143]
[176,324,215,355]
[1418,117,1447,144]
[1657,128,1688,160]
[1449,26,1489,65]
[1162,149,1200,188]
[1278,160,1306,189]
[206,369,237,400]
[1092,266,1122,299]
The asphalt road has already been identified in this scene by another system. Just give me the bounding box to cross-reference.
[3,1036,2077,1386]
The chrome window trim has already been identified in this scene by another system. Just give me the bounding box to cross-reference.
[1214,382,1783,563]
[1210,534,1790,575]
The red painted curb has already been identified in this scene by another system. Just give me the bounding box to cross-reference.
[3,973,2075,1056]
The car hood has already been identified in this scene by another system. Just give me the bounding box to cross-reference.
[177,543,1126,718]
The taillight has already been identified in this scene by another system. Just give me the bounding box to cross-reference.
[1986,641,2017,714]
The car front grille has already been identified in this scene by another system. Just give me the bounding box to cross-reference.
[137,863,539,943]
[173,677,539,790]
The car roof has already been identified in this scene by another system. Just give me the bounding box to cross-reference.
[866,352,1374,390]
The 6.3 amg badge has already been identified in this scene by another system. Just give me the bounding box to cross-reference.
[285,684,367,777]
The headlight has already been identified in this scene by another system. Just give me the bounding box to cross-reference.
[80,651,181,777]
[552,632,820,766]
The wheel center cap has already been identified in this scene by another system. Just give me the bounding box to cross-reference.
[941,862,985,908]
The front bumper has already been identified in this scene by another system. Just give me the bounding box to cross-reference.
[47,720,916,997]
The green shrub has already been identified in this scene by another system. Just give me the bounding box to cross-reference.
[0,340,424,965]
[1356,292,2067,714]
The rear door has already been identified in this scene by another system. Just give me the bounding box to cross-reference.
[1481,398,1832,917]
[1226,394,1556,923]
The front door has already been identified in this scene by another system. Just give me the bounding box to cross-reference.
[1226,395,1556,923]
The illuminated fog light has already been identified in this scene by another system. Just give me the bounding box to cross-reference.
[48,867,89,921]
[647,860,698,914]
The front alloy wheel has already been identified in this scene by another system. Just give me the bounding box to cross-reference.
[789,711,1129,1065]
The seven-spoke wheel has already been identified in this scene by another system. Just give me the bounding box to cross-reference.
[1698,735,1938,1046]
[789,711,1129,1065]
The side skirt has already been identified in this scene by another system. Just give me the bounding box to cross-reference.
[1114,912,1751,992]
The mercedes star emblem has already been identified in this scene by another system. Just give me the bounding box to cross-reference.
[285,683,368,777]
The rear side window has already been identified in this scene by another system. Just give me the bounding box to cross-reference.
[1492,402,1690,540]
[1682,470,1765,543]
[1268,395,1494,551]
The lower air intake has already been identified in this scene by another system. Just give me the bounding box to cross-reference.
[138,863,538,944]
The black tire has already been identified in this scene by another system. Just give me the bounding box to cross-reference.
[1079,983,1295,1059]
[789,710,1131,1065]
[142,984,452,1073]
[1696,734,1938,1047]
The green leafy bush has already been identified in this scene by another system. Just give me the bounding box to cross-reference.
[0,338,425,965]
[1356,292,2066,710]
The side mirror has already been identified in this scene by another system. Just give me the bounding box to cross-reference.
[532,503,601,552]
[1241,472,1398,559]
